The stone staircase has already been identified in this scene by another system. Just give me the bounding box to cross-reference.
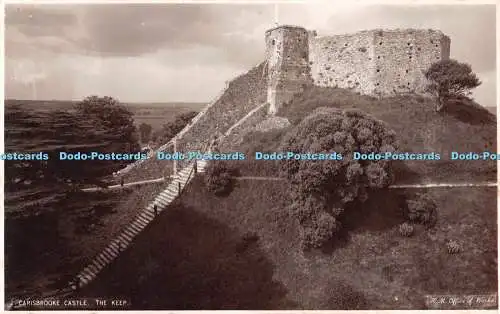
[73,159,208,290]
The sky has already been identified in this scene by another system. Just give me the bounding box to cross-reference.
[4,2,497,106]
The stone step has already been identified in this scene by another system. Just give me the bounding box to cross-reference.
[129,223,142,234]
[118,233,132,243]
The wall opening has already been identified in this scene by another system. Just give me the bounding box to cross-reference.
[272,39,276,45]
[376,69,380,72]
[405,70,409,73]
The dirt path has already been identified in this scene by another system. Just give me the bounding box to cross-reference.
[83,176,498,192]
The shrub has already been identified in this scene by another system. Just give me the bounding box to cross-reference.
[446,240,462,254]
[280,107,398,249]
[406,193,438,227]
[204,160,237,196]
[299,211,342,250]
[399,222,414,237]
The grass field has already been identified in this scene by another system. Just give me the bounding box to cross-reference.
[78,177,497,310]
[232,87,496,183]
[5,182,170,298]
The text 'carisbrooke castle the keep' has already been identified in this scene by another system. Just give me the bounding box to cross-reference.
[265,25,451,114]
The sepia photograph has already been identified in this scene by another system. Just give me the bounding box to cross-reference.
[3,1,498,311]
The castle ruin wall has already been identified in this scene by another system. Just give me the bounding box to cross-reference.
[265,26,312,115]
[265,26,451,113]
[309,31,376,94]
[371,29,451,96]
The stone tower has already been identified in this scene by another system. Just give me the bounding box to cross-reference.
[265,25,312,115]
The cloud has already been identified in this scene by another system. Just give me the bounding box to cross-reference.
[5,3,273,64]
[5,5,78,37]
[4,3,496,105]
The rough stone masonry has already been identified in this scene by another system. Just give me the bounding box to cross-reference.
[265,25,451,114]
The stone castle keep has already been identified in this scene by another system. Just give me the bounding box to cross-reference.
[265,25,451,114]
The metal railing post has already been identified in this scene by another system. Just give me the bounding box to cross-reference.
[178,181,181,196]
[173,138,177,175]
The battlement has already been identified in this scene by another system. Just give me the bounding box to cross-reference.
[265,25,451,114]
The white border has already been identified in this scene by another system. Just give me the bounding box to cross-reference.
[1,0,499,313]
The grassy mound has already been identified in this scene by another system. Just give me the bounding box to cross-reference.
[234,86,496,183]
[73,87,497,310]
[77,176,497,310]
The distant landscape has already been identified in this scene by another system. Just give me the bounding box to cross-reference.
[5,99,205,131]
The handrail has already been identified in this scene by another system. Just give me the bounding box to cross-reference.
[115,140,175,176]
[180,141,212,196]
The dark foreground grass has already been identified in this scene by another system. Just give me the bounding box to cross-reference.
[77,176,497,310]
[5,181,169,299]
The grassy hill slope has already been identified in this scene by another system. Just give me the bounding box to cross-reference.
[117,63,268,182]
[233,86,496,183]
[72,86,497,310]
[78,176,497,310]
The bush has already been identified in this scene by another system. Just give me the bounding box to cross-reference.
[446,240,462,254]
[204,160,237,196]
[299,211,342,250]
[406,193,438,227]
[280,107,398,249]
[399,222,414,237]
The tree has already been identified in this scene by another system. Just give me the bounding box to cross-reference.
[138,122,153,144]
[279,107,398,249]
[75,96,140,153]
[424,59,481,112]
[152,111,198,144]
[4,106,128,193]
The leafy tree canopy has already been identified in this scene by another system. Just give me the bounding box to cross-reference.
[424,59,481,112]
[152,111,198,145]
[139,122,153,144]
[75,96,140,151]
[279,107,399,248]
